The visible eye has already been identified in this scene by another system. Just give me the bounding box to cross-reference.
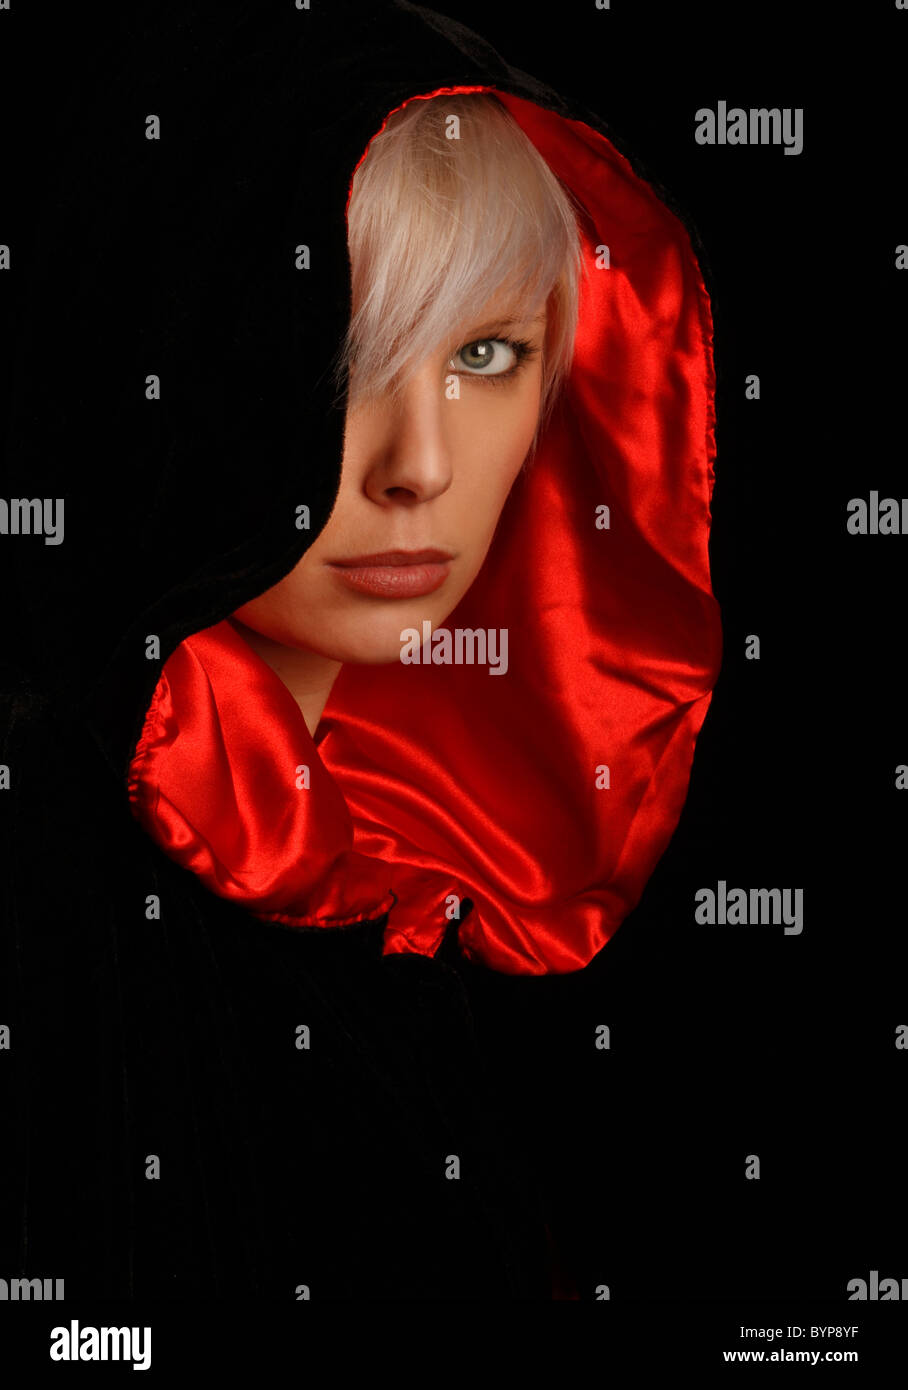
[451,338,518,375]
[448,337,539,387]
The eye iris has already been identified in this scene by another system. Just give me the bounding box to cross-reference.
[462,340,495,370]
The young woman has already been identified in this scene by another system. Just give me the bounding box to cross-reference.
[128,92,587,961]
[1,2,721,1299]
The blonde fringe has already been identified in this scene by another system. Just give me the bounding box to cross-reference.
[334,92,584,448]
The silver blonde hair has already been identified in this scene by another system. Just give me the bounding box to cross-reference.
[334,92,585,451]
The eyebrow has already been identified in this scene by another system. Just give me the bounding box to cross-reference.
[465,312,547,335]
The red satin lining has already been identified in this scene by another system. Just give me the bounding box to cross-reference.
[127,86,722,974]
[127,622,398,927]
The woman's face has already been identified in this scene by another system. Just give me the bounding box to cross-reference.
[232,292,547,663]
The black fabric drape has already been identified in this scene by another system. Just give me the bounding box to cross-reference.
[1,0,677,1299]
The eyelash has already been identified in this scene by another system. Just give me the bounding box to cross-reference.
[451,337,539,387]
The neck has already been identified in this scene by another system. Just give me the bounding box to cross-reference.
[227,617,342,739]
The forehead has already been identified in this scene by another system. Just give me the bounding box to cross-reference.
[451,290,548,339]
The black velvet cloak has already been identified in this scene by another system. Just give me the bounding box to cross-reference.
[0,0,716,1300]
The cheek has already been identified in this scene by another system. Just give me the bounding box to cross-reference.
[231,555,321,642]
[451,373,541,508]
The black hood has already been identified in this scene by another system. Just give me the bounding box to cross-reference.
[0,0,724,1300]
[2,0,715,786]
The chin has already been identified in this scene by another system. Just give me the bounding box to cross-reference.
[314,605,457,666]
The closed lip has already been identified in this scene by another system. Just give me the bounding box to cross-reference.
[328,549,454,567]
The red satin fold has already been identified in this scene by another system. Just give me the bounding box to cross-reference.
[127,87,722,975]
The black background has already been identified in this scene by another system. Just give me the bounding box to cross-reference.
[0,0,905,1331]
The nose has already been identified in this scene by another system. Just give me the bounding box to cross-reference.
[351,359,455,507]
